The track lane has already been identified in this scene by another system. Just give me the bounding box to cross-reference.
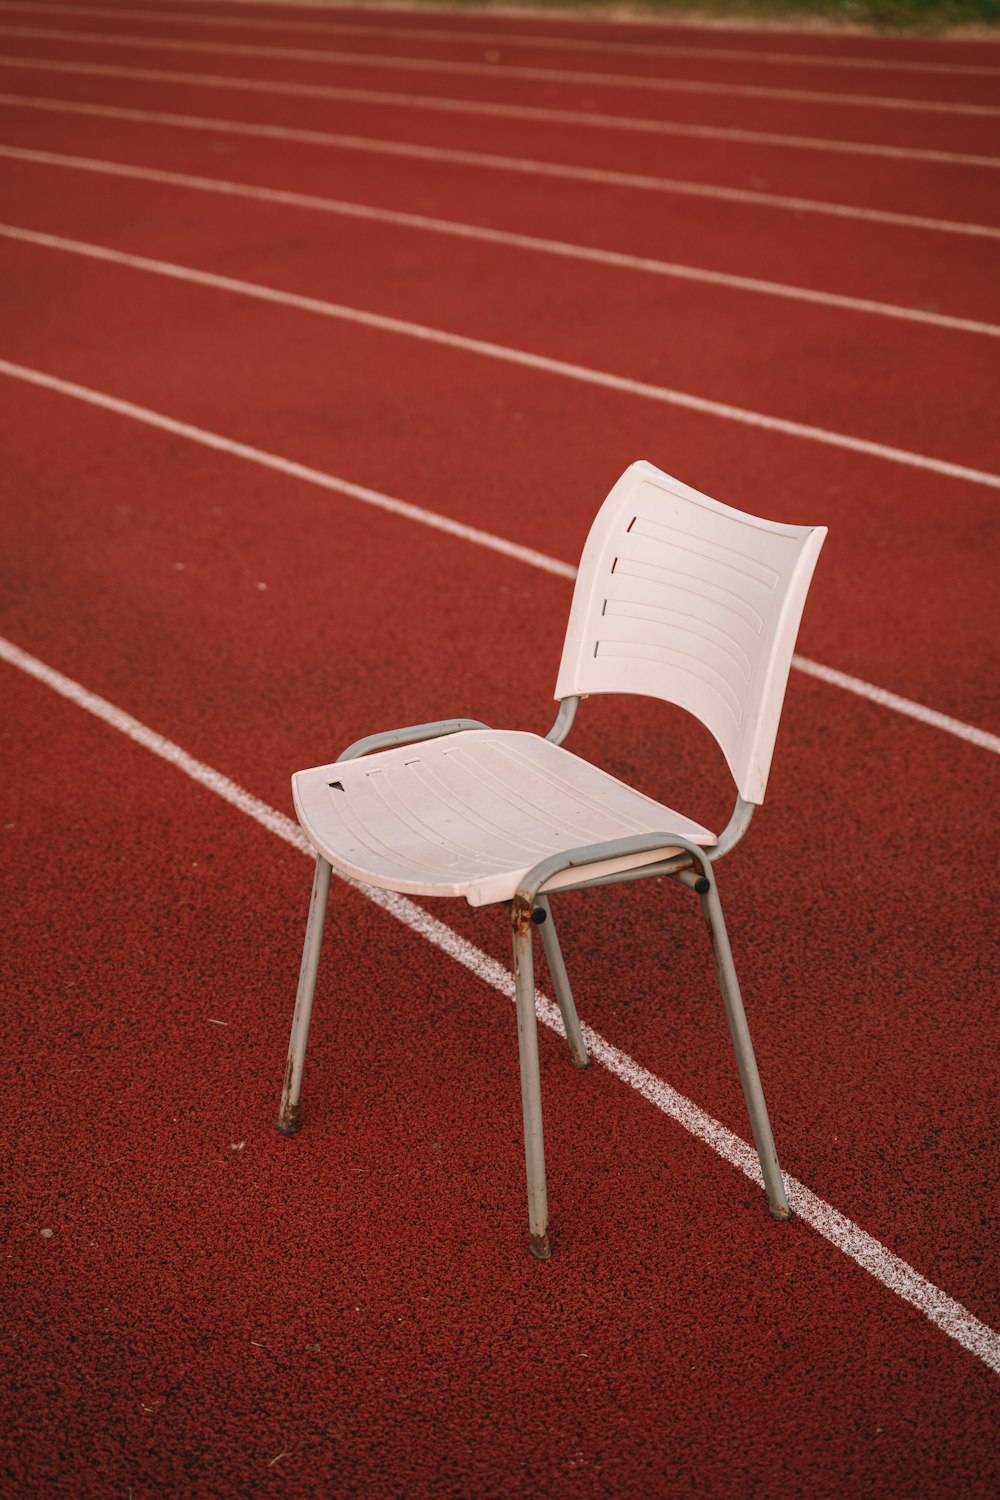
[18,0,1000,71]
[4,53,997,177]
[2,102,999,312]
[2,75,997,236]
[1,373,997,1339]
[3,661,997,1498]
[6,19,1000,117]
[3,2,1000,105]
[0,11,996,1494]
[1,151,998,468]
[3,627,999,1361]
[4,29,999,157]
[5,345,998,754]
[7,621,999,1353]
[0,27,995,1500]
[1,224,997,730]
[3,89,1000,246]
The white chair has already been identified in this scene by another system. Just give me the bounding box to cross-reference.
[278,461,826,1258]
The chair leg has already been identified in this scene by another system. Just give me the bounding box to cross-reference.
[535,895,590,1069]
[698,872,791,1220]
[511,899,552,1260]
[277,854,332,1136]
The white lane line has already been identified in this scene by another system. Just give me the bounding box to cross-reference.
[2,54,995,170]
[0,356,575,580]
[790,656,1000,754]
[4,23,996,118]
[4,2,999,79]
[3,184,996,342]
[4,95,998,249]
[1,628,997,1377]
[3,214,999,491]
[0,356,996,756]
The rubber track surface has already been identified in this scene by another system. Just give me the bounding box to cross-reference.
[1,4,997,1497]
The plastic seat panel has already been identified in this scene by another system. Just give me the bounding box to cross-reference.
[293,729,714,907]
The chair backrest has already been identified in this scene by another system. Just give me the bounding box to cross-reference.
[554,461,826,804]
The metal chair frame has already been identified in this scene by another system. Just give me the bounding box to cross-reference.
[277,462,825,1258]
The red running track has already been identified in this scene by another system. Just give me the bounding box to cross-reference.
[0,3,998,1496]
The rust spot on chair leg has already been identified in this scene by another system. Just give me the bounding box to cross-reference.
[511,894,533,939]
[529,1229,552,1261]
[276,1058,300,1135]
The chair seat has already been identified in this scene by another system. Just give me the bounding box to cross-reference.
[293,729,715,907]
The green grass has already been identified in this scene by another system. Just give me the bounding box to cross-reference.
[388,0,1000,34]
